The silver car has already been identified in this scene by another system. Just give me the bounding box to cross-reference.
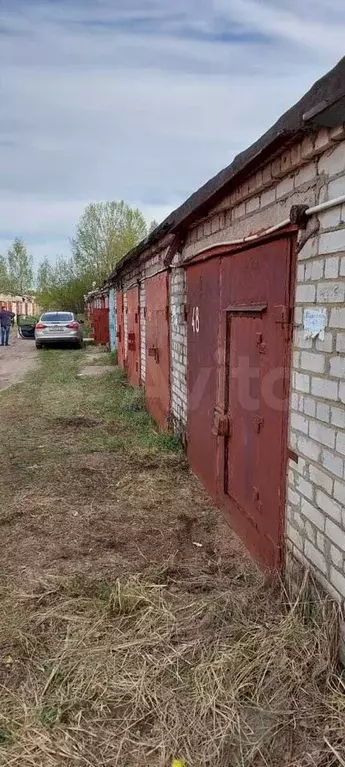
[35,312,83,349]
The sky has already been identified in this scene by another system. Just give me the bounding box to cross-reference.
[0,0,344,269]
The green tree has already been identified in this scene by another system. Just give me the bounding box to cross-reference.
[71,201,147,285]
[0,255,10,294]
[7,238,33,295]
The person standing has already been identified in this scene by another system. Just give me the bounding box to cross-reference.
[0,307,15,346]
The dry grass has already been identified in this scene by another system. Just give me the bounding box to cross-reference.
[0,349,344,766]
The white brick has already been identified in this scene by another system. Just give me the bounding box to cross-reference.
[330,356,345,378]
[305,259,324,281]
[291,392,299,410]
[294,162,317,187]
[327,175,345,199]
[330,568,345,598]
[297,435,321,461]
[276,175,294,198]
[316,333,333,353]
[291,412,309,434]
[321,449,344,478]
[324,256,340,278]
[301,497,325,530]
[317,282,345,303]
[319,145,345,175]
[330,307,345,329]
[293,351,300,369]
[316,402,330,423]
[311,377,338,400]
[340,257,345,276]
[318,229,345,255]
[298,236,318,261]
[294,372,310,393]
[300,351,325,374]
[325,518,345,549]
[339,383,345,404]
[294,329,312,349]
[304,397,316,417]
[330,545,343,571]
[319,207,341,229]
[296,284,316,303]
[336,432,345,456]
[334,480,345,504]
[288,487,300,507]
[289,456,307,476]
[294,307,303,325]
[297,263,305,282]
[287,522,303,551]
[336,333,345,352]
[261,188,276,207]
[309,420,335,449]
[246,196,260,213]
[331,406,345,428]
[309,465,333,495]
[295,475,313,500]
[316,490,342,524]
[304,540,327,574]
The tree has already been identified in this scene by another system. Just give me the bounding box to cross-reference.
[70,201,147,285]
[7,238,33,295]
[0,256,9,294]
[149,219,159,234]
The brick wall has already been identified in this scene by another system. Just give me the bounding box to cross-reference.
[123,291,128,359]
[287,161,345,601]
[169,260,187,437]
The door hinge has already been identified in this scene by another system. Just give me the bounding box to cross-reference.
[274,304,293,340]
[213,412,232,437]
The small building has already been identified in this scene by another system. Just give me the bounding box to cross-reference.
[0,293,39,318]
[84,285,111,346]
[106,56,345,605]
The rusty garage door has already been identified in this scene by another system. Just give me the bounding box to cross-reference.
[145,272,170,429]
[187,258,221,498]
[116,291,125,368]
[186,233,295,570]
[126,286,140,387]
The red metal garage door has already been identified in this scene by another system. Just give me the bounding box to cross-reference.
[116,292,125,368]
[186,233,295,570]
[126,286,140,387]
[92,308,109,345]
[187,258,221,498]
[145,273,170,430]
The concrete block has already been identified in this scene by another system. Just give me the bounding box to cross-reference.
[261,188,276,207]
[321,449,344,478]
[295,475,313,500]
[294,162,317,187]
[326,519,345,549]
[305,259,324,281]
[300,351,325,374]
[304,539,327,574]
[246,196,260,213]
[301,135,315,160]
[330,544,343,570]
[336,333,345,352]
[276,175,294,198]
[318,143,345,175]
[324,256,340,278]
[301,497,325,530]
[288,487,300,507]
[291,412,309,435]
[330,307,345,329]
[294,329,312,349]
[297,435,321,461]
[319,207,341,230]
[309,465,333,495]
[316,402,330,423]
[311,377,338,400]
[339,383,345,404]
[296,284,316,303]
[297,264,305,282]
[331,406,345,428]
[315,129,330,153]
[294,372,310,393]
[318,228,345,255]
[334,480,345,504]
[330,568,345,598]
[304,397,316,417]
[309,421,335,449]
[316,490,342,524]
[316,333,333,353]
[317,282,345,303]
[287,522,304,551]
[330,356,345,378]
[297,236,318,261]
[340,257,345,276]
[336,432,345,456]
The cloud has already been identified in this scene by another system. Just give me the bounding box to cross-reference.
[0,0,343,268]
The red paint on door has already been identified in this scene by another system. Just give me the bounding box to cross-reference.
[186,233,295,570]
[145,273,170,430]
[187,258,221,498]
[92,308,109,345]
[126,286,140,387]
[116,292,125,368]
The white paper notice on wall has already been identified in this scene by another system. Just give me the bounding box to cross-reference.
[303,308,327,340]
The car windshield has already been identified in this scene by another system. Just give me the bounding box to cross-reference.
[41,313,74,323]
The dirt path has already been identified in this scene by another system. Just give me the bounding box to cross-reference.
[0,350,342,767]
[0,333,37,391]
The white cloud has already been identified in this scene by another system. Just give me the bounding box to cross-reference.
[0,0,343,267]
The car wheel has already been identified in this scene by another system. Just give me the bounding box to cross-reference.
[35,342,43,349]
[76,340,83,349]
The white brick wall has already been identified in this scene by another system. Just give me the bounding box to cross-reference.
[169,265,187,437]
[287,158,345,600]
[139,282,146,384]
